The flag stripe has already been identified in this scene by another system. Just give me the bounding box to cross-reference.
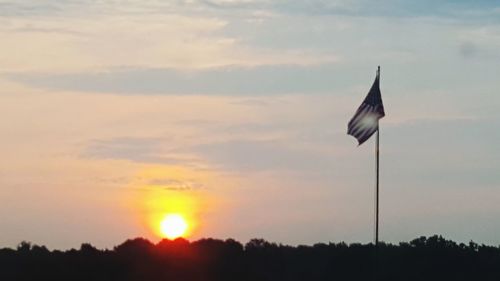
[348,106,372,132]
[348,106,370,127]
[348,106,377,135]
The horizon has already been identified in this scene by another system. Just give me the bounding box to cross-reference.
[1,0,500,250]
[3,234,496,251]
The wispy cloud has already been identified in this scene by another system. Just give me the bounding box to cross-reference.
[83,137,201,167]
[146,178,204,191]
[2,0,499,20]
[6,63,344,95]
[188,0,500,20]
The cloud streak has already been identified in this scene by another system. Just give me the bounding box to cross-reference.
[6,64,346,95]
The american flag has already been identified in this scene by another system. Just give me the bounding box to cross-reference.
[347,67,385,145]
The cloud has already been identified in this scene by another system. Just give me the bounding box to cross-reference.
[146,178,204,191]
[459,42,478,58]
[4,0,498,20]
[193,139,336,172]
[81,134,336,173]
[83,137,200,166]
[383,117,500,188]
[6,63,345,95]
[190,0,500,20]
[457,26,500,60]
[0,1,62,17]
[0,12,233,72]
[0,1,341,73]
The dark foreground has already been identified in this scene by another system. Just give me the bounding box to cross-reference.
[1,235,500,281]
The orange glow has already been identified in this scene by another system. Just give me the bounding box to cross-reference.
[142,188,198,239]
[160,214,188,239]
[128,166,216,240]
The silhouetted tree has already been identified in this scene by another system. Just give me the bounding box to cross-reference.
[1,235,500,281]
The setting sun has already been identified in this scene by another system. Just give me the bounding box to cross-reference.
[160,214,188,239]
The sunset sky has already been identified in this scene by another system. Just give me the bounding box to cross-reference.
[1,0,500,249]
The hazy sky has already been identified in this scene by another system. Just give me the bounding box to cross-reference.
[1,0,500,249]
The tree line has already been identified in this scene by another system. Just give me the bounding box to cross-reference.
[1,235,500,280]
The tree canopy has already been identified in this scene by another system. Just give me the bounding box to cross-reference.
[1,235,500,281]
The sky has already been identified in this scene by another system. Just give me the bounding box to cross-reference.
[1,0,500,249]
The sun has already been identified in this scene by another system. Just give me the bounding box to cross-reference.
[160,214,188,239]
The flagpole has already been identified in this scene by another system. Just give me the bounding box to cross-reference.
[375,127,379,246]
[375,65,380,247]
